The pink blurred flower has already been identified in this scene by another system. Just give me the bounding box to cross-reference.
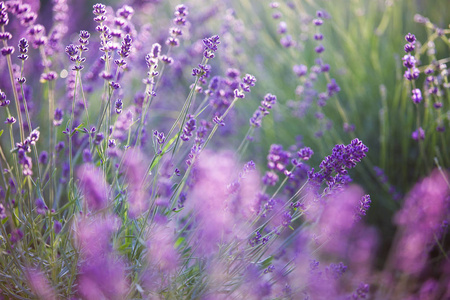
[26,268,57,300]
[122,147,149,218]
[73,215,129,299]
[188,151,260,255]
[315,185,364,256]
[393,169,450,274]
[76,163,109,211]
[74,215,120,258]
[147,222,180,273]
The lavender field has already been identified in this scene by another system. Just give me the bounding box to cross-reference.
[0,0,449,299]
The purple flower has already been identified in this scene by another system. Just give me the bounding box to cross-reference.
[267,144,291,173]
[282,211,292,227]
[76,164,109,211]
[187,151,259,255]
[29,129,40,144]
[55,141,65,152]
[175,4,188,17]
[325,262,347,279]
[314,33,324,40]
[25,269,57,300]
[10,228,23,244]
[0,89,10,107]
[118,34,132,59]
[35,198,48,215]
[115,99,123,114]
[150,43,161,59]
[94,132,104,145]
[250,93,277,127]
[93,3,106,16]
[0,203,6,219]
[262,171,279,186]
[343,122,355,132]
[240,74,257,93]
[411,88,422,103]
[202,35,220,59]
[293,64,308,77]
[82,148,92,163]
[0,3,9,26]
[5,117,16,124]
[41,71,58,82]
[277,21,287,34]
[18,38,29,60]
[54,220,62,234]
[393,169,449,274]
[166,36,179,47]
[181,115,196,141]
[122,148,149,218]
[308,138,368,191]
[280,35,294,48]
[65,44,77,58]
[53,108,63,126]
[327,79,340,96]
[234,89,245,98]
[404,43,415,53]
[411,127,425,140]
[153,130,166,145]
[297,147,314,161]
[147,222,180,272]
[314,185,365,257]
[405,33,416,43]
[321,64,330,72]
[74,215,128,299]
[404,67,420,80]
[355,194,371,221]
[160,55,173,64]
[1,46,14,56]
[110,81,120,90]
[315,44,325,53]
[313,18,323,26]
[402,54,416,68]
[117,5,134,20]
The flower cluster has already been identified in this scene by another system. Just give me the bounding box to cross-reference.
[308,138,369,192]
[250,93,277,128]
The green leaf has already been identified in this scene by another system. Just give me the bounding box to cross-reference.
[260,256,273,268]
[149,133,179,172]
[174,237,185,249]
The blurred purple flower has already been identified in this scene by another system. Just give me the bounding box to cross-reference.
[393,169,450,274]
[147,222,179,273]
[0,203,6,219]
[412,127,425,140]
[74,215,128,300]
[76,163,109,211]
[26,269,57,300]
[35,198,48,215]
[122,148,149,218]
